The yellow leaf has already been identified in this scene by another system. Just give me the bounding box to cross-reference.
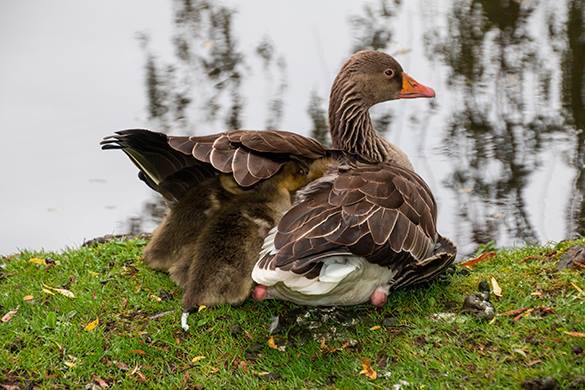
[198,305,207,312]
[489,317,497,325]
[491,277,502,298]
[85,318,99,331]
[29,257,47,265]
[88,271,99,277]
[267,336,278,350]
[42,288,55,295]
[191,355,205,363]
[64,361,76,368]
[23,295,34,302]
[369,325,381,331]
[43,284,75,298]
[359,359,377,380]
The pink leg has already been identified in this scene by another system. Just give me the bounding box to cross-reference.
[252,284,268,301]
[370,286,388,307]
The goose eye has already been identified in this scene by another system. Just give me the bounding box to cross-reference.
[384,69,395,78]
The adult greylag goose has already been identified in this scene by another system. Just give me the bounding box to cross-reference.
[252,51,457,307]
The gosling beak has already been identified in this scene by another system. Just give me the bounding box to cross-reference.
[398,73,436,99]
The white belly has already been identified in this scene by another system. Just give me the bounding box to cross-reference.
[252,255,396,306]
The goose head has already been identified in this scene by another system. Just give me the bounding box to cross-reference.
[328,50,435,166]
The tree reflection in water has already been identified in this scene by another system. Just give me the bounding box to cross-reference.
[125,0,585,253]
[425,0,578,250]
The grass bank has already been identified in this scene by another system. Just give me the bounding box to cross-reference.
[1,238,584,388]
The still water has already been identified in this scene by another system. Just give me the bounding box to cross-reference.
[1,0,583,256]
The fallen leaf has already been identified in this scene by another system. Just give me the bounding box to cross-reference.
[488,317,497,325]
[527,359,542,367]
[149,294,162,302]
[197,305,207,312]
[43,284,75,298]
[64,361,76,368]
[491,277,502,298]
[370,325,381,331]
[191,355,205,363]
[1,307,19,323]
[267,336,286,351]
[115,361,129,371]
[564,331,585,338]
[359,359,377,380]
[514,309,533,321]
[23,295,34,302]
[267,336,278,350]
[42,287,55,295]
[92,376,109,389]
[571,282,584,295]
[530,291,543,297]
[460,252,496,269]
[29,257,47,265]
[500,307,531,317]
[207,366,220,374]
[513,348,527,357]
[130,349,146,356]
[84,318,99,332]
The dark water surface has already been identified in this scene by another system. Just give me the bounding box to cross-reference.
[1,0,583,256]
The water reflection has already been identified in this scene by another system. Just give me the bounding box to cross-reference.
[126,0,584,253]
[424,0,580,249]
[561,0,585,238]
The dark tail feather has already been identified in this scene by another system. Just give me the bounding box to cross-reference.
[101,129,215,202]
[391,235,457,290]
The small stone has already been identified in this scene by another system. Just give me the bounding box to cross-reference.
[461,294,495,320]
[557,246,585,271]
[382,316,398,327]
[521,377,560,390]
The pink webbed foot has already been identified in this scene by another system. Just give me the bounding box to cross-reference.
[252,284,268,301]
[370,286,388,307]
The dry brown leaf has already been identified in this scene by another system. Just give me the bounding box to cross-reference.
[370,325,381,331]
[500,307,531,317]
[84,318,99,332]
[92,376,109,389]
[207,366,220,374]
[191,355,205,363]
[23,295,34,302]
[1,307,19,323]
[491,277,502,298]
[359,359,377,380]
[513,308,534,321]
[460,252,496,269]
[115,361,129,371]
[527,359,542,367]
[130,349,146,356]
[564,331,585,338]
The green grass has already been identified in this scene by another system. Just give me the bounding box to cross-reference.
[1,238,584,389]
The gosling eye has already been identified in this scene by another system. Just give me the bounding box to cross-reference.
[384,68,395,79]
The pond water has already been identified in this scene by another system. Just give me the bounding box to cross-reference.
[1,0,583,257]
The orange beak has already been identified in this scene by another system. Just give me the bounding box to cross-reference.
[398,73,436,99]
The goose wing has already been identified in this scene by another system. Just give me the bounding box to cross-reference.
[256,162,443,283]
[101,129,329,202]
